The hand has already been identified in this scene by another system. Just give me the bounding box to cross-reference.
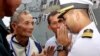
[46,46,55,56]
[56,24,71,47]
[31,52,35,56]
[32,46,55,56]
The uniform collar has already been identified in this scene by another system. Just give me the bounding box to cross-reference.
[80,22,96,34]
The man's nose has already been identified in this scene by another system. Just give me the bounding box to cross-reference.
[57,23,60,28]
[29,23,34,30]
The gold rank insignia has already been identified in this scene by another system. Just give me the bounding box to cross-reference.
[82,29,93,38]
[57,5,74,14]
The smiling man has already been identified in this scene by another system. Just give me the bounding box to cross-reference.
[7,10,42,56]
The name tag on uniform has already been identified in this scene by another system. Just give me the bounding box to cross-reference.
[82,29,93,38]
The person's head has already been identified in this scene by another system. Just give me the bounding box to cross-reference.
[47,11,63,33]
[62,9,92,33]
[11,10,34,37]
[58,0,93,33]
[0,0,21,17]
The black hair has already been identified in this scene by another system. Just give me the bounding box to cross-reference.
[47,11,59,25]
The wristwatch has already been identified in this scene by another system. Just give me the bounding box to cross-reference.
[56,45,65,51]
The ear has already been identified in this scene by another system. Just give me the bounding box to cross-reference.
[75,11,80,21]
[11,23,17,30]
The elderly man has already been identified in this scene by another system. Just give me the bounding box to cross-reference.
[55,0,100,56]
[0,0,21,56]
[7,10,42,56]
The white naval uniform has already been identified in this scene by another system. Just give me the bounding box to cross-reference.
[68,22,100,56]
[7,35,39,56]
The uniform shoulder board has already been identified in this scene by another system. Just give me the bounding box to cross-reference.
[82,29,93,38]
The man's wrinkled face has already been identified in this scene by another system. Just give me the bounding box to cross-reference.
[15,14,34,37]
[49,14,64,33]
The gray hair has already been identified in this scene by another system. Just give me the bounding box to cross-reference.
[11,10,31,24]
